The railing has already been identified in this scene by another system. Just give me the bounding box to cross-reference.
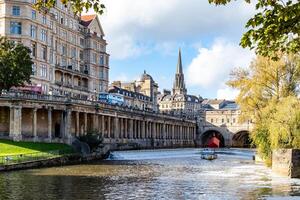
[0,149,74,166]
[0,91,195,121]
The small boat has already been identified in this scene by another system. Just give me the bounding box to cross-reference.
[201,148,218,160]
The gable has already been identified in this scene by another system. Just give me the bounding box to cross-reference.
[88,16,105,37]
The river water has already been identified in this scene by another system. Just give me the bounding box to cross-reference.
[0,148,300,200]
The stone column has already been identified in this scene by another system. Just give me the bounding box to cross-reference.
[120,118,123,139]
[129,119,133,139]
[107,116,111,138]
[76,112,80,137]
[114,117,119,139]
[32,108,37,140]
[153,122,156,139]
[84,112,88,135]
[163,123,166,140]
[48,108,52,141]
[141,120,145,139]
[172,125,175,140]
[102,115,105,138]
[9,106,22,141]
[93,114,98,132]
[65,109,72,140]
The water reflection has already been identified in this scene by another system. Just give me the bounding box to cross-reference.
[0,149,300,200]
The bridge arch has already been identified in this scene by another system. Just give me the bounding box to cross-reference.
[232,130,251,148]
[201,129,225,148]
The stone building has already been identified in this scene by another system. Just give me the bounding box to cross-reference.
[108,85,154,111]
[111,71,159,111]
[157,49,202,118]
[0,0,109,99]
[200,99,253,147]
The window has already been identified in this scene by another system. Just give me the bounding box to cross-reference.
[41,46,47,60]
[41,84,47,93]
[42,15,46,24]
[50,49,53,64]
[50,21,53,29]
[222,118,224,123]
[40,65,47,78]
[99,69,104,79]
[227,118,230,123]
[32,10,36,20]
[99,55,104,65]
[12,6,20,16]
[233,118,236,123]
[80,38,84,46]
[61,30,67,39]
[71,47,76,58]
[31,43,36,57]
[10,22,22,34]
[61,44,67,56]
[210,119,213,123]
[30,25,36,38]
[79,50,83,60]
[61,57,67,66]
[40,29,47,42]
[93,41,98,49]
[92,53,96,63]
[32,63,37,75]
[60,16,64,24]
[69,20,73,29]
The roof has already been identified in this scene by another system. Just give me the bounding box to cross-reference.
[140,70,153,82]
[158,93,200,103]
[202,99,225,105]
[109,86,151,101]
[80,14,97,27]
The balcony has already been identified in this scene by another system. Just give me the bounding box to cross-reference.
[55,64,89,77]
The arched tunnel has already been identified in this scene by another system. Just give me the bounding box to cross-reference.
[201,130,225,148]
[232,131,252,148]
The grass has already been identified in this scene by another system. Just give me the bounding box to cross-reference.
[0,139,73,156]
[0,139,74,165]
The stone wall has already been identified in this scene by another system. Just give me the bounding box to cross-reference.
[272,149,300,178]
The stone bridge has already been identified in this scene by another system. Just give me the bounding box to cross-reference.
[0,92,197,149]
[197,120,253,148]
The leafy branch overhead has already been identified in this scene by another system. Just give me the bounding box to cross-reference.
[209,0,300,59]
[34,0,105,15]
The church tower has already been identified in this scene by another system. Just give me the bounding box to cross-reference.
[173,49,187,95]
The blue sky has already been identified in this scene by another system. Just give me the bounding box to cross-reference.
[99,0,256,99]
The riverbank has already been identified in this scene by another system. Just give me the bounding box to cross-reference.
[0,139,73,156]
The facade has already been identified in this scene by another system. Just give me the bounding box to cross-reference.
[111,71,159,111]
[108,85,153,111]
[157,49,202,118]
[0,0,109,100]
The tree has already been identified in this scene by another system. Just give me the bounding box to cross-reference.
[209,0,300,59]
[34,0,105,15]
[227,55,300,163]
[0,37,33,92]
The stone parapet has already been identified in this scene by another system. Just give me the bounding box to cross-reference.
[272,149,300,178]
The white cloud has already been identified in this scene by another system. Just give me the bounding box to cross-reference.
[186,39,254,89]
[100,0,255,59]
[217,87,239,100]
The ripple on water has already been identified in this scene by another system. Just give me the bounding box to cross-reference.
[0,148,299,200]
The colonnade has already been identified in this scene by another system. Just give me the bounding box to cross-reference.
[2,105,197,147]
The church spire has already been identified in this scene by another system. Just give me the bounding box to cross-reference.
[173,48,187,95]
[176,48,183,74]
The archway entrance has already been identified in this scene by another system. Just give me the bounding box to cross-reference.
[201,130,225,148]
[232,131,251,148]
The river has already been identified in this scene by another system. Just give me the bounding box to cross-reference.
[0,148,300,200]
